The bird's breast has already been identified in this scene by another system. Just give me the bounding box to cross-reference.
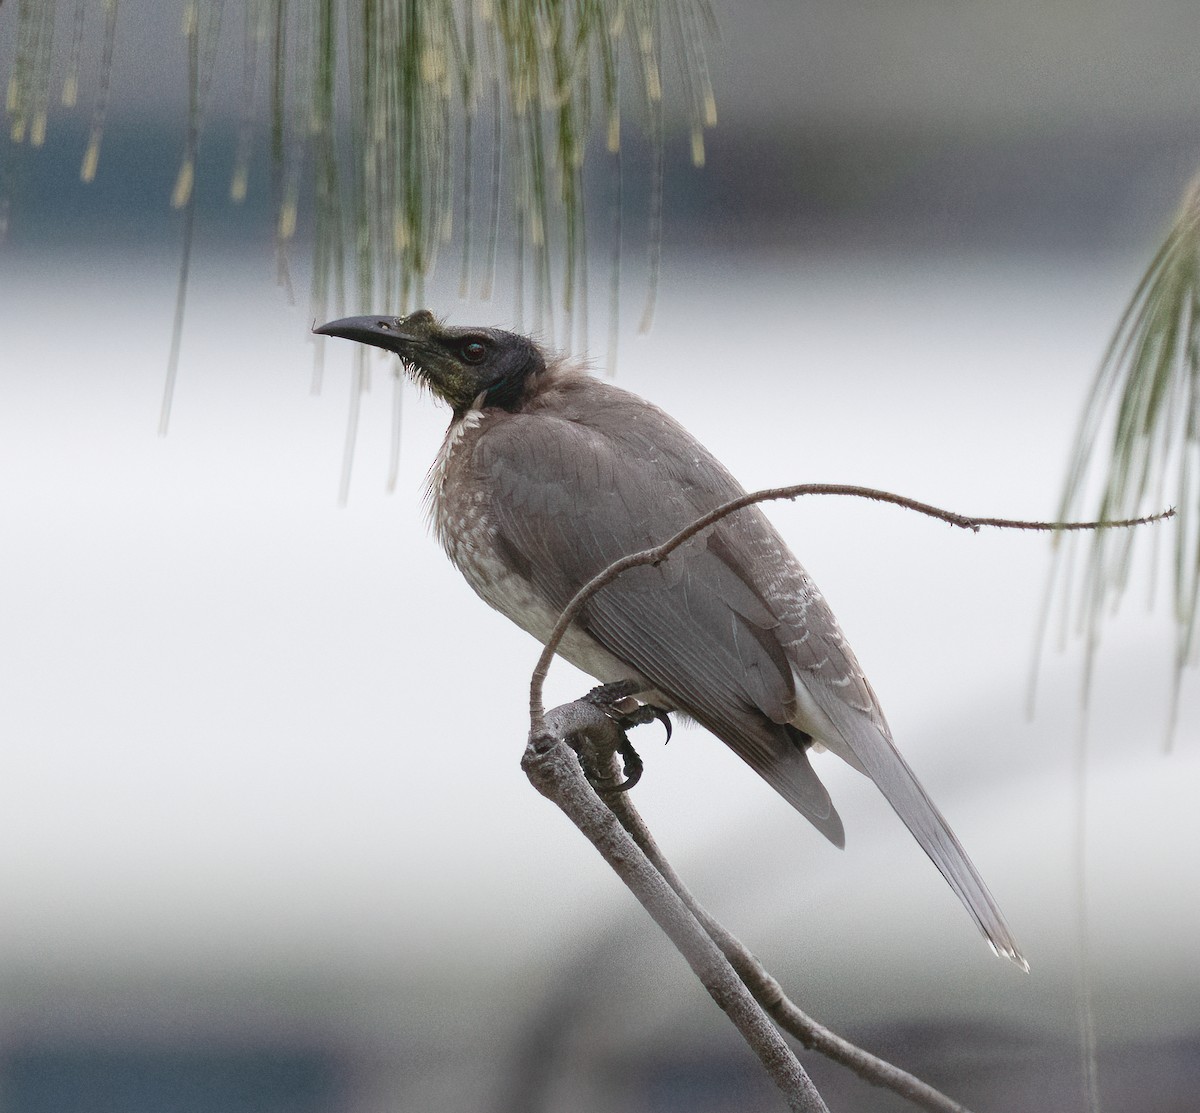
[426,409,508,593]
[426,411,559,636]
[424,409,652,689]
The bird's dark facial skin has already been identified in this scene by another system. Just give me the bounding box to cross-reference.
[314,309,544,415]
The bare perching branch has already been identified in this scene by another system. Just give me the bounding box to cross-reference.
[604,783,972,1113]
[526,694,973,1113]
[522,704,830,1113]
[528,481,1173,727]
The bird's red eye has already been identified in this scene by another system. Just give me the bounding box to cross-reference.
[461,341,488,364]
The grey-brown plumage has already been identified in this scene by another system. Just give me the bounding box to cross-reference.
[315,309,1027,970]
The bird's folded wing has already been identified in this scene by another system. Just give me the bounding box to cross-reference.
[475,401,845,843]
[474,393,1025,965]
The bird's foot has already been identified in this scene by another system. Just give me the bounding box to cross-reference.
[583,682,673,744]
[580,682,672,793]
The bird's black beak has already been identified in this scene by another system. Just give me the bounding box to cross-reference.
[312,315,420,353]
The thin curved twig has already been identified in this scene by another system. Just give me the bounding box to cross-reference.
[527,481,1173,728]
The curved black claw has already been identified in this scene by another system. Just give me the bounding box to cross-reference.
[608,736,644,794]
[612,703,671,747]
[583,684,672,741]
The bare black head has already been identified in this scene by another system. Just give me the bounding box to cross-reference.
[313,309,545,415]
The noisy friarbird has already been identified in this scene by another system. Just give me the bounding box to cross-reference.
[315,309,1026,969]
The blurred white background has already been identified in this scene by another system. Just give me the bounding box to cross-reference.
[2,2,1199,1111]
